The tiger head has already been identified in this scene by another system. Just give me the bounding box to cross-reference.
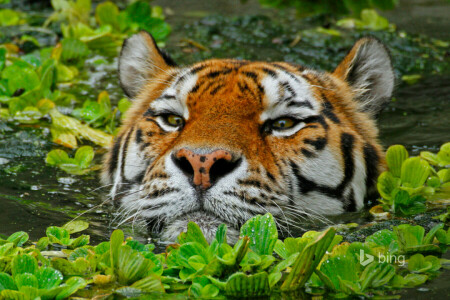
[102,31,394,242]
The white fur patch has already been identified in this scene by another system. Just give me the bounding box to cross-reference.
[298,148,344,187]
[349,40,394,113]
[123,138,147,182]
[350,149,367,210]
[119,34,155,98]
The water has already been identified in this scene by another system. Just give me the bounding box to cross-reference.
[0,0,449,297]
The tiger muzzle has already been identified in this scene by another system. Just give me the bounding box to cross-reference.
[172,148,241,189]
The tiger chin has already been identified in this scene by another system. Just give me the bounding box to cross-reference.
[101,31,394,243]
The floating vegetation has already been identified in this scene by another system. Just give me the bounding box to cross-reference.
[0,214,448,298]
[374,142,450,217]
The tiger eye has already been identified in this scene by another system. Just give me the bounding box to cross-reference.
[166,115,184,126]
[272,117,295,129]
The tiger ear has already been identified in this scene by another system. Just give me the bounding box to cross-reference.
[333,37,394,116]
[119,31,176,99]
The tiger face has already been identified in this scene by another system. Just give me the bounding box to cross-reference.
[102,31,394,242]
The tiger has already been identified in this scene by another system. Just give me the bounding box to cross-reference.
[101,31,394,242]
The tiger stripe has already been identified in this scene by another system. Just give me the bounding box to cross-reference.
[102,32,394,241]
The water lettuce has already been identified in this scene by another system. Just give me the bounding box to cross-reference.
[0,214,448,298]
[376,144,450,216]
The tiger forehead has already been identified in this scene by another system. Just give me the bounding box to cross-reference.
[173,60,320,116]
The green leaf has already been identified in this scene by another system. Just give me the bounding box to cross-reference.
[427,176,441,188]
[2,64,40,95]
[423,223,444,245]
[437,169,450,183]
[95,1,120,31]
[360,262,395,290]
[398,201,426,215]
[315,255,359,292]
[36,237,50,251]
[401,157,430,188]
[55,277,87,300]
[402,74,422,85]
[0,9,22,26]
[268,272,282,288]
[393,189,410,206]
[46,149,72,166]
[437,143,450,165]
[46,226,70,245]
[125,1,151,25]
[420,151,440,165]
[281,227,336,291]
[359,9,390,30]
[39,58,57,93]
[178,222,209,248]
[58,164,93,175]
[215,224,227,245]
[117,245,154,285]
[386,145,409,177]
[74,146,94,168]
[69,234,90,249]
[62,220,89,234]
[365,229,397,247]
[118,98,132,115]
[14,106,43,124]
[7,232,28,247]
[140,18,171,42]
[15,273,39,289]
[49,107,113,148]
[408,254,432,273]
[36,267,63,289]
[0,48,7,71]
[225,272,270,297]
[403,273,428,287]
[240,213,278,256]
[12,254,38,278]
[188,255,207,271]
[61,38,90,63]
[435,229,448,245]
[377,171,400,200]
[178,242,207,269]
[68,247,89,262]
[95,241,110,255]
[0,273,16,291]
[131,274,164,293]
[110,229,124,270]
[394,224,424,253]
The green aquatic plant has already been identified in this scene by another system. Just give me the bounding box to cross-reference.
[45,0,170,56]
[0,0,168,160]
[45,145,99,175]
[337,8,392,31]
[0,214,448,298]
[376,143,450,216]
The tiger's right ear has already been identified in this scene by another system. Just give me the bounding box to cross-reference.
[119,31,177,99]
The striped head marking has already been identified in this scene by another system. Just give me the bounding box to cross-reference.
[103,31,394,242]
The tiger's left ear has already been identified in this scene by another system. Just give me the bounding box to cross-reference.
[333,37,394,116]
[119,31,177,99]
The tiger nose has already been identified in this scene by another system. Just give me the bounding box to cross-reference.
[172,149,240,189]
